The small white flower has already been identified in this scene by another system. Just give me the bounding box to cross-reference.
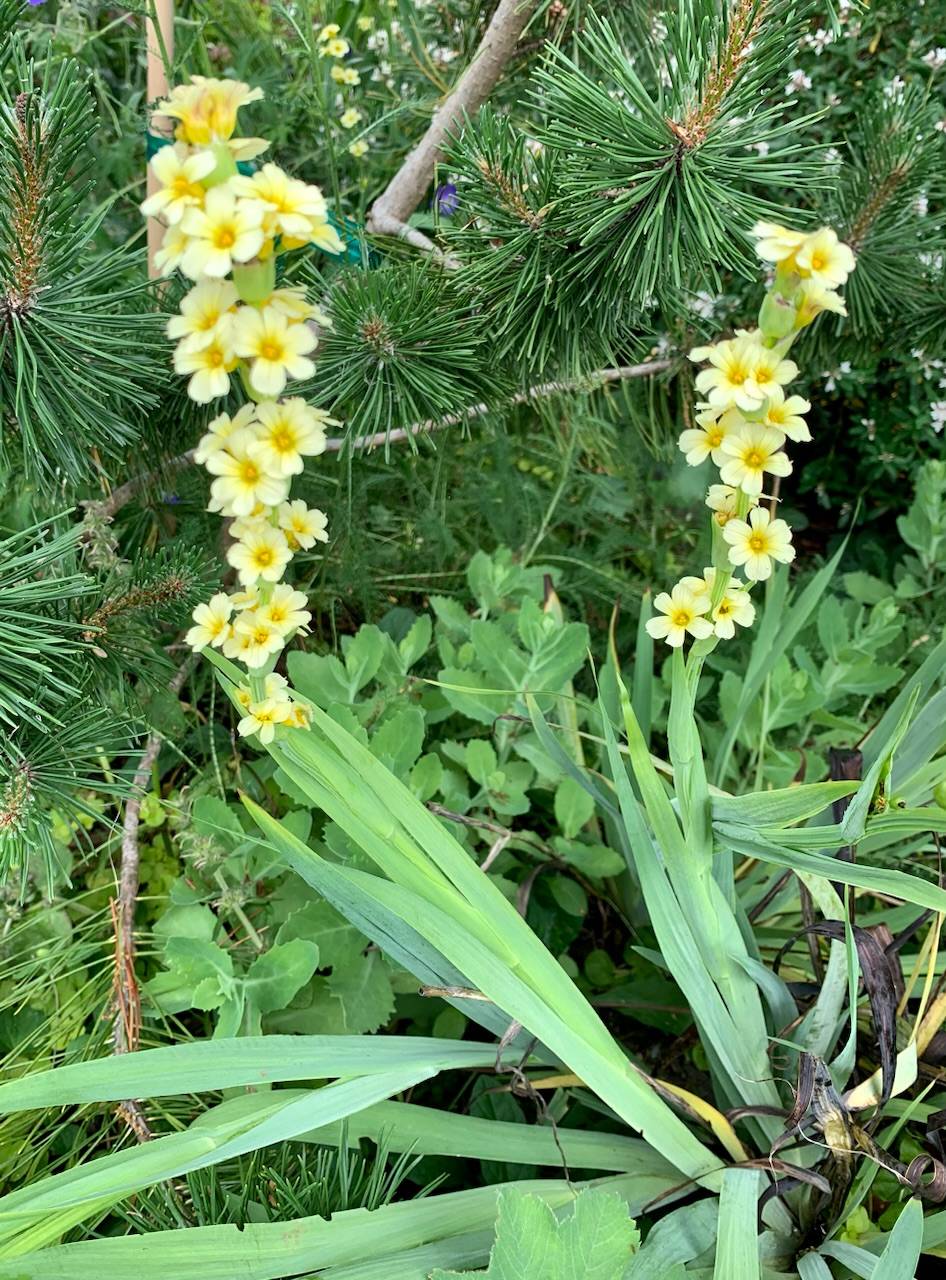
[785,69,812,95]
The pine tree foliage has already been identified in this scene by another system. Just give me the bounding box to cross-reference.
[307,261,503,438]
[818,84,946,344]
[0,6,165,487]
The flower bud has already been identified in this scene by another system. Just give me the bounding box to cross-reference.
[233,258,276,305]
[934,778,946,810]
[201,141,239,189]
[759,290,797,342]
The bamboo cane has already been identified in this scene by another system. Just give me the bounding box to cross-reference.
[145,0,175,277]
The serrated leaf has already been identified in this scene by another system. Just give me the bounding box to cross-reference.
[432,1186,639,1279]
[245,940,320,1015]
[327,951,395,1034]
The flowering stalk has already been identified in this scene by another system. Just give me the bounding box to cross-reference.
[141,76,345,744]
[647,220,857,673]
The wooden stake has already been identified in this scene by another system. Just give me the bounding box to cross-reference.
[146,0,175,278]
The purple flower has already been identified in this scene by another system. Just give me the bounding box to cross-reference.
[434,183,459,217]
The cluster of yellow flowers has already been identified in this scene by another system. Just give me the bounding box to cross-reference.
[143,76,340,743]
[316,22,370,157]
[647,223,856,649]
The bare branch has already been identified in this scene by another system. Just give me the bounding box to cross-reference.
[85,360,669,521]
[367,0,539,246]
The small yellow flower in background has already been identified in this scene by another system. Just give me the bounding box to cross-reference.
[320,36,351,58]
[173,332,238,403]
[318,23,341,41]
[154,222,188,275]
[751,221,807,264]
[356,15,374,30]
[278,499,329,550]
[698,568,756,639]
[251,398,331,476]
[193,404,258,465]
[159,76,263,146]
[760,387,812,442]
[691,335,765,412]
[141,144,214,224]
[230,585,262,612]
[796,228,856,289]
[185,593,233,651]
[167,280,238,351]
[349,139,370,159]
[646,581,714,648]
[719,423,792,496]
[233,305,318,398]
[723,507,795,581]
[705,484,746,527]
[257,583,312,634]
[795,279,847,328]
[332,66,361,86]
[678,407,733,466]
[238,697,292,745]
[227,521,293,586]
[180,187,265,279]
[230,612,287,669]
[205,428,290,515]
[340,108,363,129]
[235,685,253,710]
[264,672,292,701]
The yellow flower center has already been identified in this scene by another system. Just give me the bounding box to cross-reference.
[260,340,284,361]
[273,429,294,452]
[716,599,733,617]
[254,548,274,567]
[208,348,224,367]
[215,226,236,249]
[810,252,826,271]
[172,176,199,198]
[748,533,768,553]
[707,427,723,447]
[252,627,271,644]
[268,605,288,622]
[744,449,764,470]
[239,460,260,483]
[729,371,746,386]
[255,709,275,724]
[671,608,693,628]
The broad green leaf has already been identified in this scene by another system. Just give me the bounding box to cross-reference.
[431,1187,640,1280]
[711,782,858,829]
[627,1199,718,1279]
[244,939,320,1015]
[327,950,395,1033]
[555,776,596,839]
[713,1169,762,1279]
[873,1197,923,1280]
[0,1037,541,1113]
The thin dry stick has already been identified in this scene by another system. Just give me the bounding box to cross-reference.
[111,658,192,1139]
[367,0,539,250]
[145,0,175,277]
[86,359,669,521]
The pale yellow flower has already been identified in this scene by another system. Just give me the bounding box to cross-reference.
[646,581,714,648]
[747,341,798,399]
[760,387,812,443]
[193,404,258,466]
[678,407,735,466]
[226,521,293,585]
[205,427,290,516]
[179,186,265,280]
[356,16,374,31]
[232,306,318,398]
[691,335,765,412]
[238,697,292,744]
[250,398,331,476]
[277,500,329,550]
[185,593,233,651]
[723,507,795,581]
[340,108,363,129]
[285,700,312,729]
[795,279,848,328]
[318,23,341,40]
[698,568,755,639]
[141,144,214,224]
[705,484,743,527]
[751,220,807,265]
[158,76,263,146]
[348,139,369,159]
[719,423,792,496]
[154,222,189,275]
[796,228,856,289]
[256,583,312,634]
[230,611,286,669]
[266,287,333,329]
[332,65,361,86]
[167,280,238,352]
[173,331,237,403]
[320,36,351,58]
[232,164,328,241]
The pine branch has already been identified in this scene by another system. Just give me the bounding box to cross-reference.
[669,0,769,149]
[367,0,539,246]
[84,360,669,520]
[1,92,43,319]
